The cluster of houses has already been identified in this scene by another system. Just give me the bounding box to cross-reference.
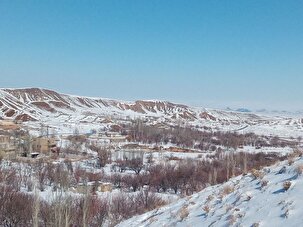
[0,120,116,193]
[0,120,60,158]
[0,120,130,160]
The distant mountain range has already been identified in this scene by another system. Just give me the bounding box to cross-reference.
[226,107,303,117]
[0,88,302,136]
[0,88,261,123]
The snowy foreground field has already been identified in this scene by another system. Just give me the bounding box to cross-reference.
[118,156,303,227]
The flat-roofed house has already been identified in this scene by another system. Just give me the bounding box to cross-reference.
[32,137,58,153]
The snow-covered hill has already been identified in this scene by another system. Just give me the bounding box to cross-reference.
[118,156,303,227]
[0,88,264,122]
[0,88,302,136]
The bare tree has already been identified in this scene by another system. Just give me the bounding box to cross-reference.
[128,157,144,175]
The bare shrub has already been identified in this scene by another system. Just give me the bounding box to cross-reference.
[94,147,112,167]
[225,204,234,212]
[90,198,108,227]
[115,159,127,173]
[292,148,303,157]
[64,158,74,173]
[109,193,133,225]
[137,189,166,211]
[260,180,269,188]
[0,186,34,226]
[26,179,34,192]
[244,193,252,201]
[37,167,47,191]
[251,169,265,180]
[122,174,142,192]
[220,185,234,197]
[111,173,123,188]
[178,206,189,220]
[287,157,295,166]
[146,153,154,165]
[294,164,303,176]
[74,165,87,184]
[128,157,144,175]
[206,194,214,203]
[227,214,237,225]
[109,190,166,225]
[203,205,210,214]
[0,168,21,190]
[53,164,71,191]
[283,181,292,191]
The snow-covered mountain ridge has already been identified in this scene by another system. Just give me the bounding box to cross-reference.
[0,88,261,121]
[118,156,303,227]
[0,88,302,136]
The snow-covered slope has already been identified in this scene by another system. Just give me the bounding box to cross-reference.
[0,88,302,136]
[0,88,263,121]
[118,157,303,227]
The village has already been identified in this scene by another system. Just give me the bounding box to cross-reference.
[0,119,129,156]
[0,119,133,194]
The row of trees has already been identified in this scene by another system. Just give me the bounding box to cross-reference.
[125,121,297,149]
[105,151,286,195]
[5,147,287,197]
[0,184,165,227]
[0,159,165,226]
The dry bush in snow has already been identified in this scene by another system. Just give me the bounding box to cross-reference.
[251,169,265,180]
[294,164,303,176]
[203,205,210,214]
[283,181,292,191]
[220,184,234,197]
[287,156,295,166]
[178,206,189,220]
[261,180,269,188]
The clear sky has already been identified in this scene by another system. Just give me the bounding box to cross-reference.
[0,0,302,110]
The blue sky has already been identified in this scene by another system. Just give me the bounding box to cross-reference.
[0,0,302,110]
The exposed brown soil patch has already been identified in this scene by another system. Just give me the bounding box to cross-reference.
[129,102,147,114]
[49,101,74,110]
[15,113,37,121]
[31,101,56,112]
[200,111,216,121]
[179,111,197,120]
[4,109,15,117]
[4,88,70,106]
